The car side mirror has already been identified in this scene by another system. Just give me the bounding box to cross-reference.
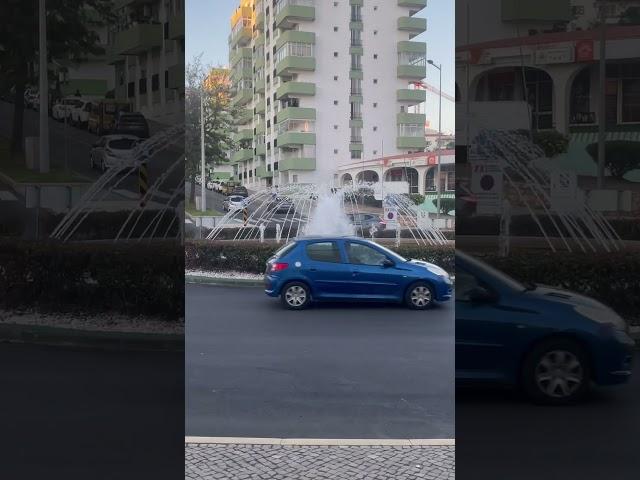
[467,287,495,303]
[381,259,395,268]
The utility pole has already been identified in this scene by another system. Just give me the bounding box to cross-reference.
[597,3,607,189]
[39,0,49,173]
[428,59,442,220]
[200,84,206,212]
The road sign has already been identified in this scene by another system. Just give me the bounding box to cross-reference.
[470,160,503,215]
[550,170,578,212]
[384,208,398,229]
[138,162,148,208]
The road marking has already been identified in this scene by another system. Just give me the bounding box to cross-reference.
[185,437,455,446]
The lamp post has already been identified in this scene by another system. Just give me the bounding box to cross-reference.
[427,59,442,220]
[200,83,206,212]
[39,0,49,173]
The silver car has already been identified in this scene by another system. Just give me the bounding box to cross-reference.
[90,135,142,172]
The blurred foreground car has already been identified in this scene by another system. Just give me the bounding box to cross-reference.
[265,237,452,310]
[90,135,141,171]
[455,251,634,404]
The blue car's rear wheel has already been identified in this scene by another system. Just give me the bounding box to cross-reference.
[522,338,591,405]
[281,282,311,310]
[405,282,435,310]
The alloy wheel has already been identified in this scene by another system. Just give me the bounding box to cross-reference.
[285,285,307,307]
[535,350,583,399]
[410,285,432,308]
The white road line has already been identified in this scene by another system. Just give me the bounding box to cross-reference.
[185,437,455,446]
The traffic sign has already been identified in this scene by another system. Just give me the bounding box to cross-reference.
[470,160,503,215]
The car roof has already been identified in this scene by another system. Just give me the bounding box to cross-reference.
[297,235,365,242]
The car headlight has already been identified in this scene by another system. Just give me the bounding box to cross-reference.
[425,264,450,280]
[574,305,627,332]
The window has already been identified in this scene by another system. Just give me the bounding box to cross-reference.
[455,266,483,302]
[151,73,159,91]
[334,51,339,57]
[127,81,135,98]
[350,30,362,47]
[164,70,169,88]
[622,79,640,123]
[292,174,298,183]
[334,149,338,154]
[373,78,378,84]
[275,42,314,63]
[398,123,423,137]
[350,102,362,119]
[373,54,378,59]
[334,100,338,105]
[163,22,169,39]
[398,51,426,67]
[373,126,377,131]
[373,102,377,108]
[334,125,338,129]
[374,30,378,35]
[139,78,147,94]
[351,150,362,159]
[351,78,362,94]
[334,26,338,32]
[334,75,339,81]
[350,126,361,142]
[351,54,362,70]
[346,242,388,266]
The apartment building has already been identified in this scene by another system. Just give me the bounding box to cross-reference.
[228,0,428,189]
[107,0,185,126]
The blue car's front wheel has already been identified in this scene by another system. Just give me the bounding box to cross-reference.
[405,282,435,310]
[281,282,311,310]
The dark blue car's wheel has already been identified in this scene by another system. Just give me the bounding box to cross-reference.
[281,282,311,310]
[522,338,591,405]
[405,282,435,310]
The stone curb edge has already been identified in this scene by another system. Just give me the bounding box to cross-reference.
[185,275,263,287]
[185,437,455,447]
[0,322,184,351]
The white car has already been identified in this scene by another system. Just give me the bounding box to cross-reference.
[223,195,246,212]
[70,100,93,127]
[52,97,83,121]
[195,175,202,185]
[89,134,142,172]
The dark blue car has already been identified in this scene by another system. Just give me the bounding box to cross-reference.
[456,251,635,404]
[264,236,452,310]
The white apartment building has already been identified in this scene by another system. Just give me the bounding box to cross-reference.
[108,0,185,126]
[228,0,428,189]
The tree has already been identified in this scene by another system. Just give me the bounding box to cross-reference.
[433,197,455,215]
[0,0,115,156]
[586,141,640,179]
[185,54,241,204]
[531,130,569,158]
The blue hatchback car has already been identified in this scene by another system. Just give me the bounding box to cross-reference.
[264,236,452,310]
[456,251,635,404]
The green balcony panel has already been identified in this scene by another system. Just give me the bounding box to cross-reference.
[350,0,363,5]
[169,13,185,39]
[255,99,266,114]
[349,21,363,30]
[397,65,426,79]
[350,119,363,128]
[232,89,252,106]
[398,16,427,34]
[277,132,316,147]
[232,65,253,81]
[397,88,426,104]
[397,136,426,149]
[275,5,316,29]
[256,11,265,30]
[254,55,265,69]
[114,23,163,55]
[349,70,363,79]
[255,144,266,156]
[502,0,570,22]
[397,112,426,124]
[231,149,253,163]
[398,0,427,9]
[255,123,265,135]
[397,40,427,53]
[256,165,273,178]
[276,31,316,50]
[349,46,364,55]
[349,143,363,152]
[254,34,265,47]
[230,47,252,66]
[167,62,184,90]
[276,107,316,123]
[276,81,316,99]
[255,80,266,93]
[229,25,251,48]
[234,129,253,142]
[349,94,363,104]
[279,157,316,171]
[276,56,315,76]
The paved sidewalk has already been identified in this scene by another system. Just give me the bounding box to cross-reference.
[185,443,454,479]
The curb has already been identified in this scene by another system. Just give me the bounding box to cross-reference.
[0,322,183,352]
[185,275,263,287]
[185,437,455,447]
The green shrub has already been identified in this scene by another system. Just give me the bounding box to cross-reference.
[0,240,184,318]
[407,193,425,206]
[586,140,640,178]
[532,130,569,158]
[433,197,455,214]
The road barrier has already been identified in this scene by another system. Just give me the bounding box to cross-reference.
[138,162,148,207]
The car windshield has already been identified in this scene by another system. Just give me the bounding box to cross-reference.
[370,242,407,262]
[457,252,526,292]
[108,139,138,150]
[229,196,244,202]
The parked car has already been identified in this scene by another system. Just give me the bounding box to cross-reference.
[223,195,247,212]
[87,100,131,135]
[211,180,222,192]
[221,182,240,196]
[264,236,452,310]
[52,97,82,121]
[113,111,150,138]
[89,135,142,172]
[70,100,93,127]
[206,181,214,190]
[231,185,249,197]
[346,213,387,232]
[265,196,295,214]
[455,251,634,404]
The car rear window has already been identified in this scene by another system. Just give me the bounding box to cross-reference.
[229,196,244,202]
[108,139,138,150]
[306,242,342,263]
[274,242,297,259]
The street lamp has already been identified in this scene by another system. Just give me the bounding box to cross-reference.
[39,0,49,173]
[427,59,442,220]
[200,82,206,212]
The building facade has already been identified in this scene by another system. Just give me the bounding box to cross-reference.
[228,0,428,189]
[107,0,185,126]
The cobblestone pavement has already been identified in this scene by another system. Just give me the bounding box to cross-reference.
[185,443,454,479]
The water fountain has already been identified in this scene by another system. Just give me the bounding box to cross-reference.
[206,183,448,246]
[472,129,621,253]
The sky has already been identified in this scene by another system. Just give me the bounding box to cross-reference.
[186,0,454,134]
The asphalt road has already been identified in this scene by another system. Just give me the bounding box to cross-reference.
[186,284,455,439]
[0,343,184,480]
[456,352,640,480]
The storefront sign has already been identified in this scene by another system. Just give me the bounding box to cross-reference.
[575,39,594,62]
[534,45,574,65]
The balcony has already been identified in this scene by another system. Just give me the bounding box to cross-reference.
[256,165,273,178]
[255,99,266,115]
[349,94,363,104]
[398,16,426,35]
[276,107,315,123]
[278,157,316,171]
[169,12,185,39]
[255,123,265,135]
[255,144,266,156]
[232,88,252,106]
[398,65,426,79]
[167,62,184,89]
[113,23,162,55]
[231,63,252,81]
[275,0,315,29]
[234,129,253,143]
[231,149,253,164]
[277,132,316,148]
[397,136,426,149]
[397,88,426,104]
[230,47,252,67]
[398,0,427,9]
[397,112,426,125]
[229,19,252,48]
[256,10,265,31]
[349,143,363,152]
[276,81,316,99]
[255,55,264,69]
[276,56,315,77]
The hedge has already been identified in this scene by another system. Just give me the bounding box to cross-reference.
[185,240,455,274]
[0,240,184,318]
[475,251,640,324]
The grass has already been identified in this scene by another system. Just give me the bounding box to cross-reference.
[185,202,223,217]
[0,137,88,184]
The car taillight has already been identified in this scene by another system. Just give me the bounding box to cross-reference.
[270,262,288,272]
